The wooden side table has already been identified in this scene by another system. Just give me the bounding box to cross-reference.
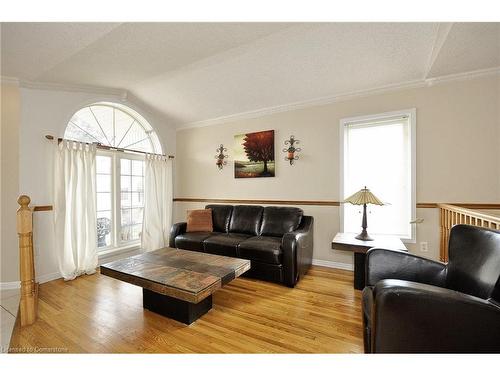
[331,232,407,290]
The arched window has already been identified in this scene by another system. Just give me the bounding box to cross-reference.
[65,102,162,153]
[64,102,162,253]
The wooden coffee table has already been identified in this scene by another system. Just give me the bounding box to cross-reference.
[100,247,251,324]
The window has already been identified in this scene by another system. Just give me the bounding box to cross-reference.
[340,109,416,241]
[65,102,161,153]
[65,102,162,253]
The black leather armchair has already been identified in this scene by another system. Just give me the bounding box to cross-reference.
[362,224,500,353]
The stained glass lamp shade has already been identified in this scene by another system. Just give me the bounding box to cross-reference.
[344,186,385,241]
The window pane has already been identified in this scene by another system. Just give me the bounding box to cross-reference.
[120,158,131,175]
[128,139,153,152]
[131,160,143,176]
[97,211,112,248]
[132,176,143,192]
[121,175,131,192]
[97,192,111,211]
[131,191,144,207]
[121,209,131,227]
[119,157,145,244]
[131,224,142,241]
[96,154,112,251]
[120,122,149,150]
[65,123,97,144]
[114,110,135,148]
[119,223,142,242]
[96,174,111,193]
[343,117,412,238]
[131,208,143,225]
[96,155,111,174]
[121,191,132,209]
[120,226,132,242]
[68,108,108,144]
[90,105,114,146]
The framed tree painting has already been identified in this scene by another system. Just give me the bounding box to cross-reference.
[234,130,275,178]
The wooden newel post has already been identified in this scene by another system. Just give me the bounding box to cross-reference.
[17,194,38,326]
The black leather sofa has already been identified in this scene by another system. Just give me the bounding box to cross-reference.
[362,224,500,353]
[169,205,314,287]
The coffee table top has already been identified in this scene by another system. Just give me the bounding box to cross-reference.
[100,247,251,303]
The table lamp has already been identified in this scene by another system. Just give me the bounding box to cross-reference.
[343,186,384,241]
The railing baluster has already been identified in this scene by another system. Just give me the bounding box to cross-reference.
[439,208,445,262]
[438,204,500,264]
[17,195,38,326]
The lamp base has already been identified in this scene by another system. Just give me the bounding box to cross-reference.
[355,231,374,241]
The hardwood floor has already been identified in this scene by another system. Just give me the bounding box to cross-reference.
[9,266,363,353]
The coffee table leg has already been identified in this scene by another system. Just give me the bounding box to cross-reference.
[143,289,212,324]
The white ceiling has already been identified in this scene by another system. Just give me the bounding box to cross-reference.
[1,22,499,127]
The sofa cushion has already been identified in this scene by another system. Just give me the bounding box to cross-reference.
[175,232,216,252]
[260,206,303,237]
[228,205,264,236]
[238,236,283,265]
[203,233,252,257]
[186,209,213,232]
[205,204,233,233]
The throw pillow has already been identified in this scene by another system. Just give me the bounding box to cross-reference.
[186,209,213,232]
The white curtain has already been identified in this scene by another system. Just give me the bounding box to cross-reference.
[142,154,173,251]
[53,140,98,280]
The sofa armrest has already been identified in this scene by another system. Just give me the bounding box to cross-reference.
[281,216,314,287]
[371,279,500,353]
[169,222,187,248]
[365,248,447,287]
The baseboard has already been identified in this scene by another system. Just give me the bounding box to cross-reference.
[37,272,62,284]
[0,281,21,290]
[312,259,354,271]
[0,272,62,290]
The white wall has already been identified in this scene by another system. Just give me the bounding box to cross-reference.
[1,83,21,284]
[0,86,176,283]
[174,74,500,267]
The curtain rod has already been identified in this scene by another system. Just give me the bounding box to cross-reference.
[45,135,174,159]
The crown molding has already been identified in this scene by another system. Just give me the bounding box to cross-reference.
[20,80,127,97]
[423,66,500,85]
[177,66,500,131]
[1,76,127,97]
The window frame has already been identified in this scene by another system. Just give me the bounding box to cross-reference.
[339,108,417,243]
[64,101,162,154]
[64,101,163,257]
[96,149,147,256]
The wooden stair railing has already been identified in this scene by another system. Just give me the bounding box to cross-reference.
[16,195,53,327]
[439,203,500,262]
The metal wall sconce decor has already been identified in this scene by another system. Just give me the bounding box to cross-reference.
[215,144,228,170]
[283,135,301,165]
